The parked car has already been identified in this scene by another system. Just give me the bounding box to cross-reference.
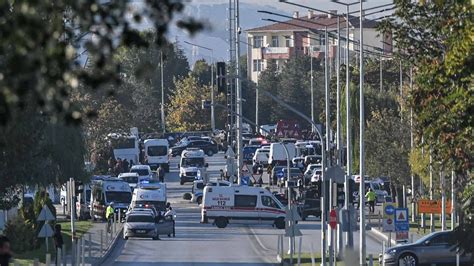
[171,140,218,157]
[380,230,472,266]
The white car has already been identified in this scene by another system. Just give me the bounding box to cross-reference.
[252,148,269,167]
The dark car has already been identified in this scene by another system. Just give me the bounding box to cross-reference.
[171,140,218,157]
[298,188,321,220]
[381,230,472,266]
[277,167,303,187]
[243,145,259,163]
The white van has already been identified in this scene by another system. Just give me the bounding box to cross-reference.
[268,143,296,165]
[202,186,286,229]
[131,183,167,211]
[130,165,153,182]
[144,139,170,171]
[252,148,270,167]
[90,178,132,221]
[179,149,208,185]
[191,179,231,205]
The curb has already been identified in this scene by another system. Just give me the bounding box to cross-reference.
[94,227,123,266]
[370,227,396,246]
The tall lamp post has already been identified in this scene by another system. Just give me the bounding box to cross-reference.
[183,41,216,131]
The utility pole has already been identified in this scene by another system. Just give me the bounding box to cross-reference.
[255,69,259,134]
[336,16,341,167]
[359,0,366,264]
[379,55,383,93]
[310,47,315,132]
[323,26,330,266]
[235,0,243,184]
[211,50,215,131]
[160,51,166,133]
[410,67,415,222]
[344,3,354,249]
[430,147,434,233]
[451,171,456,230]
[441,170,446,231]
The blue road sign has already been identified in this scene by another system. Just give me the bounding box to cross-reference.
[385,204,395,216]
[394,208,409,223]
[276,171,284,179]
[395,223,409,231]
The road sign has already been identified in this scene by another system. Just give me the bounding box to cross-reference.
[395,208,408,223]
[394,208,409,241]
[329,209,338,229]
[418,199,452,214]
[325,166,345,183]
[285,207,301,222]
[37,205,55,222]
[385,204,395,216]
[276,170,284,179]
[382,203,396,232]
[38,223,54,238]
[285,224,302,237]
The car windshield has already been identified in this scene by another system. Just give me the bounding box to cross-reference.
[126,215,154,223]
[147,146,168,156]
[121,175,138,184]
[131,169,149,176]
[182,158,204,167]
[106,192,131,204]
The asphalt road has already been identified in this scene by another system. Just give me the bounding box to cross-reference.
[103,153,386,265]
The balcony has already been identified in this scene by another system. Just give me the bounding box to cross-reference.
[262,47,294,60]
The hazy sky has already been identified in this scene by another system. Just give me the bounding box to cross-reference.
[188,0,394,16]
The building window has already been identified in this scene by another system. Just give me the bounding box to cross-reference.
[284,36,293,47]
[271,36,279,47]
[253,59,263,72]
[253,36,264,48]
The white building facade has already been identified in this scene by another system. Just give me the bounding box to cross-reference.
[246,10,393,83]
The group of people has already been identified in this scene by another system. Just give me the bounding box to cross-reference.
[108,157,134,176]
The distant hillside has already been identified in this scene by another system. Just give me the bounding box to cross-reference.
[168,3,289,65]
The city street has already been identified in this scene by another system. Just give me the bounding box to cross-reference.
[103,153,386,265]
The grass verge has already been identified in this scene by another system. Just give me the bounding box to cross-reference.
[13,220,92,265]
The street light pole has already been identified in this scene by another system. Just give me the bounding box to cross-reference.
[358,0,366,265]
[324,25,330,266]
[311,48,315,132]
[336,16,341,167]
[235,0,243,184]
[160,51,166,133]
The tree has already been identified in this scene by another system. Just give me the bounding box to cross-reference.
[381,0,473,254]
[167,76,213,132]
[365,109,411,197]
[254,60,280,125]
[0,1,201,125]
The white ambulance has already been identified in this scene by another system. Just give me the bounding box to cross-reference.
[202,186,286,229]
[90,178,132,221]
[144,139,170,171]
[179,148,208,185]
[131,182,167,212]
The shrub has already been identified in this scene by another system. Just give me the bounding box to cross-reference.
[183,193,192,200]
[4,216,38,252]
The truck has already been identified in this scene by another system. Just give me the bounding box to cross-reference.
[268,142,296,166]
[178,149,208,185]
[131,182,167,212]
[108,130,140,165]
[144,139,170,171]
[90,178,132,221]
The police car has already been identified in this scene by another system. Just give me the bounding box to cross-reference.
[202,186,286,229]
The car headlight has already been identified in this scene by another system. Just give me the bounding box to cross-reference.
[387,249,397,254]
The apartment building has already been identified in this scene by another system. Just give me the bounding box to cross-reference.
[246,10,392,83]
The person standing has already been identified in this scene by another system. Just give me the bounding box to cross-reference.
[365,188,377,214]
[0,236,12,266]
[157,165,165,183]
[122,159,130,172]
[53,224,63,263]
[165,202,176,237]
[106,202,114,233]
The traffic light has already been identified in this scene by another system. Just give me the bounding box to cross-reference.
[216,62,226,93]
